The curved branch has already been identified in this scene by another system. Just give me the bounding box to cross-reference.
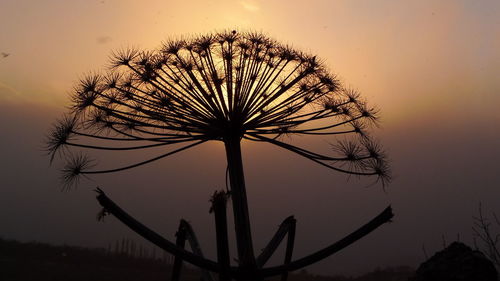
[256,216,296,267]
[82,140,207,175]
[245,133,379,177]
[171,219,214,281]
[74,129,193,142]
[246,133,351,162]
[65,139,185,151]
[95,188,221,272]
[260,206,393,277]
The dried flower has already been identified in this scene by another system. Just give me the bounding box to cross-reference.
[47,30,392,273]
[47,31,389,188]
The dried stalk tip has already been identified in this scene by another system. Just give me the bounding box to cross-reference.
[209,190,230,213]
[96,208,109,222]
[366,158,392,187]
[60,153,94,190]
[46,115,77,163]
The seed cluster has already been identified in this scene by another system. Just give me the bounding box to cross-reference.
[46,31,390,189]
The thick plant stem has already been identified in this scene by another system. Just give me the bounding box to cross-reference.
[171,225,187,281]
[256,216,296,267]
[171,220,214,281]
[223,134,257,276]
[212,191,231,281]
[281,220,296,281]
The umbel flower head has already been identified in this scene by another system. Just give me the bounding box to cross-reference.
[46,30,390,189]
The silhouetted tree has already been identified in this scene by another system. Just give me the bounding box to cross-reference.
[47,30,392,281]
[473,203,500,270]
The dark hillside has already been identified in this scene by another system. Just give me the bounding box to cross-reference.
[0,238,413,281]
[0,237,200,281]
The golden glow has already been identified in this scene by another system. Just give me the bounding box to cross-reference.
[240,1,260,12]
[1,3,499,275]
[0,0,498,126]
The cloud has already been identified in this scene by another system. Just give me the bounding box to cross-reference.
[96,36,112,44]
[0,81,22,102]
[240,0,259,12]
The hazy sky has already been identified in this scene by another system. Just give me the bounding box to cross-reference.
[1,0,499,276]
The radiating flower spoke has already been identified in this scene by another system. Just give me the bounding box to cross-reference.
[47,30,389,189]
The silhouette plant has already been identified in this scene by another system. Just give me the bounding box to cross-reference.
[47,30,393,281]
[473,203,500,270]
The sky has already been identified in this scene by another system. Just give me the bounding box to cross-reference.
[1,0,500,276]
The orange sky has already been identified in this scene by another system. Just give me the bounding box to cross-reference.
[1,0,499,276]
[1,0,498,124]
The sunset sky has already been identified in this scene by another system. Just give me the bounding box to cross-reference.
[1,0,499,276]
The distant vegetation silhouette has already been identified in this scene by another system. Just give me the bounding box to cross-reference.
[1,238,413,281]
[473,203,500,271]
[46,30,392,281]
